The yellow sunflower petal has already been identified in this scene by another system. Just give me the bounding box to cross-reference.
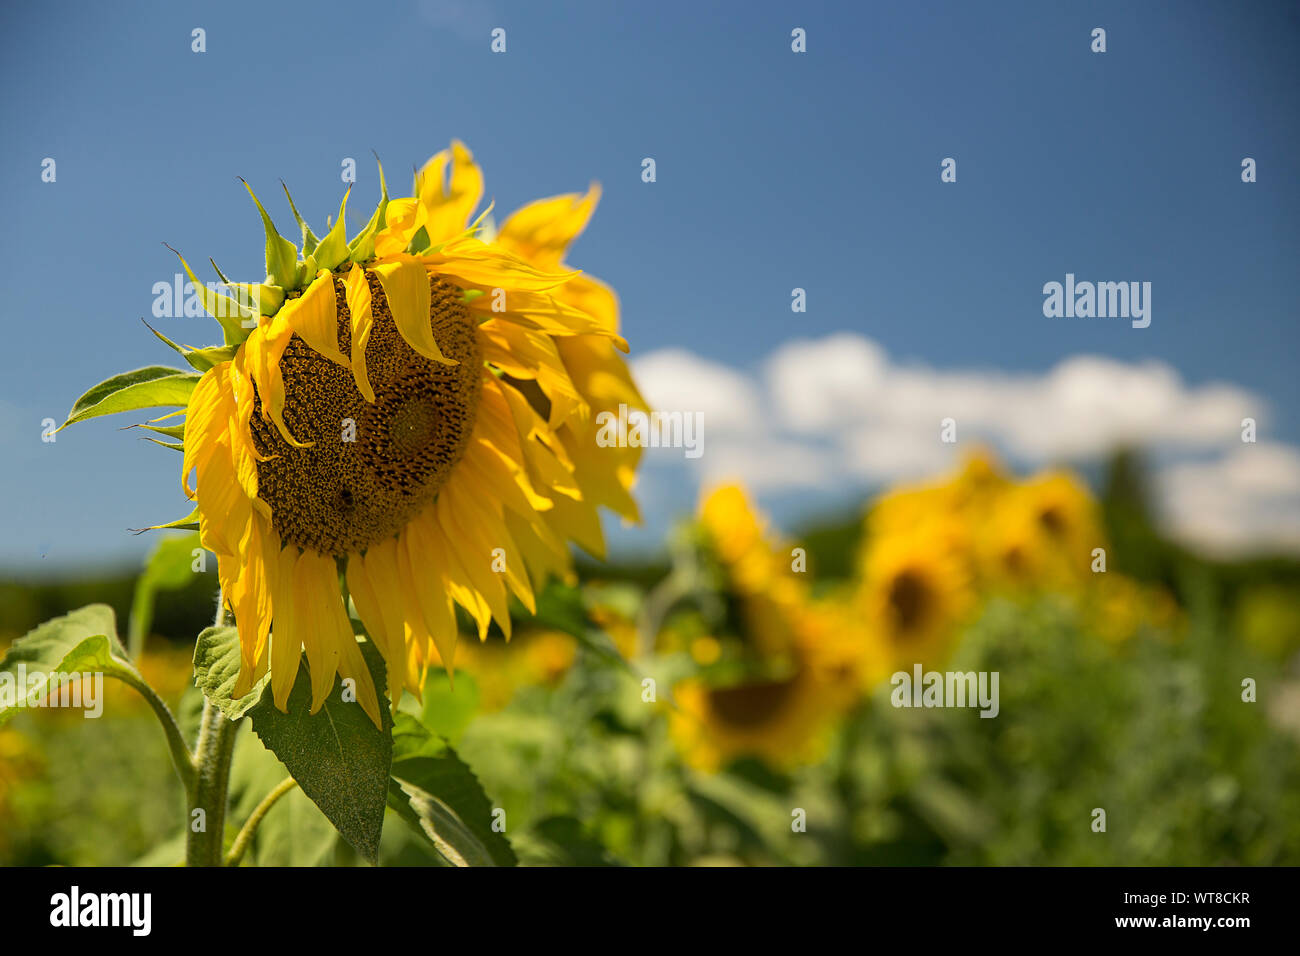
[372,257,456,365]
[401,513,461,669]
[496,186,600,270]
[417,140,484,243]
[269,545,302,712]
[344,263,376,402]
[283,272,348,369]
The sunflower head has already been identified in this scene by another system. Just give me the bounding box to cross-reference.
[667,485,860,771]
[138,142,645,729]
[858,519,975,677]
[977,469,1103,593]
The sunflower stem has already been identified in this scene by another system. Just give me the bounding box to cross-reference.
[186,595,243,866]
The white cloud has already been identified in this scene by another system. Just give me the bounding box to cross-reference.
[635,348,764,435]
[631,333,1296,556]
[1158,444,1300,557]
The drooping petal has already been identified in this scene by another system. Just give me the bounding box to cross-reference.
[372,258,456,365]
[344,264,376,402]
[417,140,484,243]
[495,185,601,270]
[282,272,348,368]
[269,545,302,712]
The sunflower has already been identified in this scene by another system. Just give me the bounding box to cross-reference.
[668,485,857,771]
[423,627,579,711]
[977,469,1102,593]
[157,142,639,728]
[698,484,808,658]
[858,518,975,679]
[670,665,838,772]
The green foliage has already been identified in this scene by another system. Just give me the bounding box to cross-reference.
[129,533,201,656]
[59,366,200,430]
[244,643,392,864]
[192,626,267,720]
[0,605,137,723]
[387,712,517,866]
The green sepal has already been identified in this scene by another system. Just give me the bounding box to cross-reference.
[281,181,320,257]
[142,320,232,373]
[210,259,285,317]
[184,343,241,370]
[241,178,300,291]
[142,436,184,452]
[347,156,390,264]
[294,254,320,290]
[125,420,185,440]
[313,186,352,271]
[165,245,256,346]
[134,506,201,533]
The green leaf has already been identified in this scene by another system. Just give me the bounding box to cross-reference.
[245,642,392,864]
[192,625,268,721]
[527,816,621,866]
[228,723,336,866]
[0,605,138,723]
[387,712,516,866]
[129,532,201,655]
[61,366,201,431]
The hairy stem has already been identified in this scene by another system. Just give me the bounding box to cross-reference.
[185,594,243,866]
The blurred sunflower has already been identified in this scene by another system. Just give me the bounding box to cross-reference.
[698,484,808,657]
[138,142,640,728]
[868,448,1008,545]
[427,627,579,711]
[980,470,1102,592]
[858,519,974,679]
[670,665,836,772]
[669,485,858,771]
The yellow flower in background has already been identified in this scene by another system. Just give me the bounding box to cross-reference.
[426,628,580,711]
[869,448,1008,544]
[670,665,836,772]
[669,485,861,771]
[858,519,975,679]
[167,141,641,727]
[1013,470,1103,584]
[699,484,808,657]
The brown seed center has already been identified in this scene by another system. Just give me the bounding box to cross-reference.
[250,271,482,556]
[888,569,932,636]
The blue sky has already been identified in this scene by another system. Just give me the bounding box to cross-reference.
[2,0,1297,571]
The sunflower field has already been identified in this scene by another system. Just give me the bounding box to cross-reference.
[4,439,1298,866]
